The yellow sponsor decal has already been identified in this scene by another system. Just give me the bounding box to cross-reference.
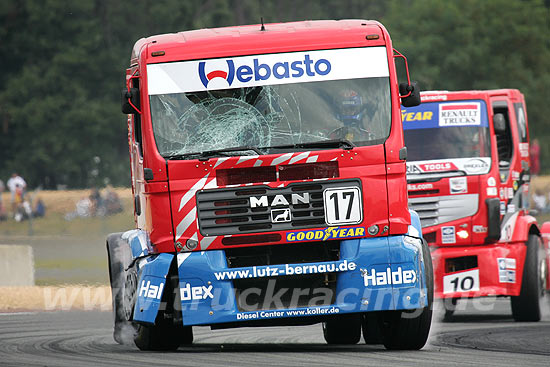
[286,226,365,242]
[401,111,433,122]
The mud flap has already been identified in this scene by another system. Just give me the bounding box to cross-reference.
[132,253,174,324]
[122,229,154,258]
[392,210,429,309]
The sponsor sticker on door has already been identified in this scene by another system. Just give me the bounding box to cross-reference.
[449,177,467,194]
[497,258,516,283]
[441,226,456,244]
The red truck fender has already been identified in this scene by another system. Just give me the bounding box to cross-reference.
[510,214,539,243]
[539,221,550,238]
[513,216,550,292]
[539,221,550,290]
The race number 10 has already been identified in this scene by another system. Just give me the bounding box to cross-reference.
[443,269,480,294]
[323,187,362,225]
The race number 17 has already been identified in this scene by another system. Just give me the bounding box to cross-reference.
[323,187,362,225]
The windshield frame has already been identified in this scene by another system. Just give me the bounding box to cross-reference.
[146,46,393,158]
[403,99,493,177]
[403,99,492,169]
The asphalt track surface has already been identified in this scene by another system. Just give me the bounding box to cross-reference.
[1,299,549,367]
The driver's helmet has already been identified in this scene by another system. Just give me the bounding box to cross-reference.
[336,89,363,126]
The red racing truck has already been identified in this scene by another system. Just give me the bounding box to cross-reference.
[403,89,550,320]
[108,20,433,351]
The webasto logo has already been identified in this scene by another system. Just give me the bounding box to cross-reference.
[198,54,332,88]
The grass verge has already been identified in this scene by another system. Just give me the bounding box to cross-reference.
[0,286,112,312]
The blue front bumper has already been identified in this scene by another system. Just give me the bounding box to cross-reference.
[133,231,428,326]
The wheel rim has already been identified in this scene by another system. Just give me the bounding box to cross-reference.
[123,269,137,320]
[539,254,547,298]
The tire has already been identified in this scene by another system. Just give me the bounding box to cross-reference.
[134,321,193,351]
[106,233,136,345]
[133,266,193,351]
[108,233,194,350]
[442,298,457,322]
[511,234,544,322]
[362,313,382,344]
[322,313,362,345]
[381,238,434,350]
[179,326,194,345]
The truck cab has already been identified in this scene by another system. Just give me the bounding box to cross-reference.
[403,89,550,320]
[108,19,433,351]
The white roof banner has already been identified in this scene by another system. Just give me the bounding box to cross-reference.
[406,157,492,176]
[147,47,390,95]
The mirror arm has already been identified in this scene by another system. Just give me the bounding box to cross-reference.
[393,48,412,98]
[126,70,142,115]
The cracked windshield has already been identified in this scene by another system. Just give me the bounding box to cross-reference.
[151,78,390,156]
[147,47,391,157]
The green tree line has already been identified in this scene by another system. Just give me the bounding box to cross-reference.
[0,0,548,189]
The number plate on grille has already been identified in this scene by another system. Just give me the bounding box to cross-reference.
[443,269,480,294]
[323,186,362,225]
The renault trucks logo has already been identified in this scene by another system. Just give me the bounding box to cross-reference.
[198,55,331,89]
[439,102,481,126]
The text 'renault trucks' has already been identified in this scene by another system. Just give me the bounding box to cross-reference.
[403,89,550,320]
[108,20,432,351]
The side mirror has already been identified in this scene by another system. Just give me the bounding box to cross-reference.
[485,198,501,242]
[121,88,141,114]
[493,113,506,134]
[400,81,421,107]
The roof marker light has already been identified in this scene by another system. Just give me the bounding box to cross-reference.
[151,51,165,57]
[366,34,379,40]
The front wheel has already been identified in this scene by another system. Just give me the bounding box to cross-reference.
[134,322,193,351]
[106,233,136,345]
[362,313,382,344]
[511,234,545,322]
[134,267,193,351]
[441,298,457,322]
[322,313,362,345]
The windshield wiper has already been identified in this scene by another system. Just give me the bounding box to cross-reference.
[164,146,263,161]
[267,139,355,151]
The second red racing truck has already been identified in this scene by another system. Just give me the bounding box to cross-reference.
[107,19,433,351]
[403,89,550,320]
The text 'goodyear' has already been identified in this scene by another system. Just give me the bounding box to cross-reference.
[286,226,365,242]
